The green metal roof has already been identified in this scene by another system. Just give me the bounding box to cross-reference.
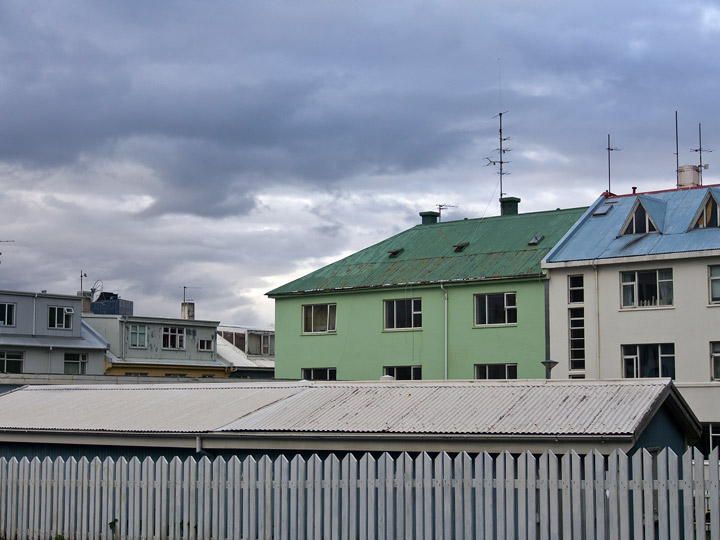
[267,207,587,296]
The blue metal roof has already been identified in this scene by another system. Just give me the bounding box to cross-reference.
[544,184,720,263]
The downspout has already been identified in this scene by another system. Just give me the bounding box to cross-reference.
[440,283,448,380]
[33,294,37,336]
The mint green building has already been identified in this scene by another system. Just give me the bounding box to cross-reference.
[267,200,586,381]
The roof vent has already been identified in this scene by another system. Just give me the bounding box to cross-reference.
[453,242,469,252]
[528,234,544,246]
[593,204,613,216]
[387,248,404,258]
[500,196,520,216]
[419,211,440,225]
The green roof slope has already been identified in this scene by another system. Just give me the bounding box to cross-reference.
[267,207,587,296]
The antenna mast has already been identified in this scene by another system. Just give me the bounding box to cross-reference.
[435,204,457,222]
[606,134,620,194]
[486,111,511,200]
[675,111,680,186]
[691,123,712,185]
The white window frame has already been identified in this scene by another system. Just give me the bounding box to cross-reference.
[622,201,658,235]
[0,303,15,327]
[0,351,22,373]
[568,307,585,372]
[384,365,422,380]
[64,352,87,375]
[693,194,720,229]
[384,298,422,330]
[303,304,337,334]
[48,306,73,330]
[710,266,720,304]
[474,293,517,326]
[475,363,518,379]
[622,344,675,379]
[568,275,584,304]
[712,342,720,380]
[302,367,337,381]
[198,338,214,352]
[129,324,147,348]
[162,327,185,350]
[620,269,673,308]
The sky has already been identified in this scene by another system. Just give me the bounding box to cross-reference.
[1,0,720,327]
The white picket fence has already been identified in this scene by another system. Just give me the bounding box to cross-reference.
[0,447,717,539]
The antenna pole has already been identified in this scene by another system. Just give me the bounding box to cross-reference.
[606,134,620,194]
[675,111,679,186]
[691,122,712,185]
[499,112,504,198]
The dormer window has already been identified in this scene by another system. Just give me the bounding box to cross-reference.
[692,193,720,229]
[622,201,658,235]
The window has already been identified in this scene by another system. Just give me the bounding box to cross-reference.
[693,195,719,229]
[162,327,185,349]
[129,324,147,348]
[568,275,584,303]
[302,367,337,381]
[261,334,271,355]
[474,293,517,325]
[64,353,87,375]
[384,365,422,380]
[198,339,214,351]
[622,202,658,235]
[303,304,336,333]
[710,266,720,303]
[0,352,22,373]
[384,299,422,330]
[569,308,585,371]
[621,269,673,308]
[475,363,518,379]
[48,306,73,329]
[0,303,15,326]
[712,342,720,380]
[622,344,675,379]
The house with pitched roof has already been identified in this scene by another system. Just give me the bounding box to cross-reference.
[267,199,586,381]
[543,167,720,454]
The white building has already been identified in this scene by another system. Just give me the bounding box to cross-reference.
[0,290,107,376]
[543,170,720,453]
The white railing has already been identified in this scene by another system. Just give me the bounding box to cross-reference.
[0,447,717,539]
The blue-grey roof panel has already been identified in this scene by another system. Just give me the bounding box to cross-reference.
[545,185,720,263]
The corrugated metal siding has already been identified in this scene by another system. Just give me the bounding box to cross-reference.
[0,380,679,438]
[269,208,587,295]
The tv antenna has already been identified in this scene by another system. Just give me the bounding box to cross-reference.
[486,111,511,201]
[606,134,621,194]
[435,204,457,222]
[691,122,712,185]
[180,285,201,302]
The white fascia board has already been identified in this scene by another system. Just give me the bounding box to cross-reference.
[543,248,720,269]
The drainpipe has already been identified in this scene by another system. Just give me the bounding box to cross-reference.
[440,283,448,379]
[33,294,37,336]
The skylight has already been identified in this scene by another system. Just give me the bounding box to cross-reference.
[387,248,404,258]
[453,242,469,252]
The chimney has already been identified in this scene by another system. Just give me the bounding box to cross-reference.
[419,211,440,225]
[181,302,195,320]
[500,196,521,216]
[678,165,701,188]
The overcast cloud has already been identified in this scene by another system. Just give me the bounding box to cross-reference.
[1,0,719,326]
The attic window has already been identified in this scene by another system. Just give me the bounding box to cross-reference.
[692,194,720,229]
[453,242,469,252]
[528,235,545,246]
[622,202,657,235]
[387,248,404,258]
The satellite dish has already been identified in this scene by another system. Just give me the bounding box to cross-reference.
[90,280,103,302]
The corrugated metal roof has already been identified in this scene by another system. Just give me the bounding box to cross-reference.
[0,379,691,438]
[216,336,275,369]
[268,208,587,296]
[545,184,720,263]
[0,321,107,350]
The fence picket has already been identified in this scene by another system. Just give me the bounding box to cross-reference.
[658,449,669,540]
[617,450,630,540]
[667,449,680,540]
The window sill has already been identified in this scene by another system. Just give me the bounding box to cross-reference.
[473,323,518,329]
[382,328,422,333]
[301,332,337,336]
[619,305,674,312]
[707,303,720,308]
